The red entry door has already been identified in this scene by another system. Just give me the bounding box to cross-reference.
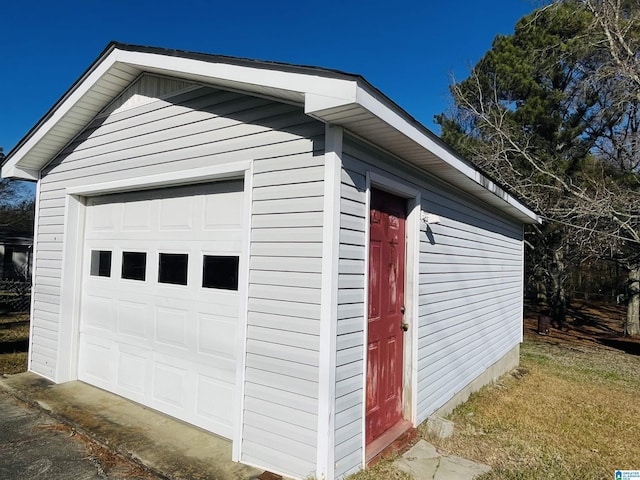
[366,188,406,444]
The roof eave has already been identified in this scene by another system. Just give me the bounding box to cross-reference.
[1,42,540,225]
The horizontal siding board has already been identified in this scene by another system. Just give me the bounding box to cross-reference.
[339,229,366,246]
[337,304,364,320]
[338,259,365,275]
[336,346,363,369]
[340,213,366,232]
[335,418,361,446]
[53,104,311,168]
[250,211,324,229]
[249,298,320,320]
[243,382,317,415]
[247,311,320,336]
[335,374,363,399]
[248,284,321,305]
[245,367,318,398]
[242,440,315,480]
[335,451,363,479]
[335,403,362,430]
[249,270,322,289]
[252,196,323,215]
[337,288,365,305]
[243,411,317,447]
[243,395,318,431]
[336,317,363,336]
[250,256,322,273]
[252,165,325,188]
[338,273,365,289]
[245,339,319,367]
[246,325,319,351]
[245,353,318,383]
[252,182,324,201]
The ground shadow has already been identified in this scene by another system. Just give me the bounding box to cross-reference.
[0,339,28,354]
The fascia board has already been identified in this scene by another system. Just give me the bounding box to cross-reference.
[116,49,358,101]
[1,164,39,181]
[3,48,121,179]
[5,46,357,181]
[354,85,541,224]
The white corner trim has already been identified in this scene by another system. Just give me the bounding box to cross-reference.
[56,193,86,383]
[316,124,343,480]
[27,175,41,375]
[66,161,249,196]
[232,166,253,461]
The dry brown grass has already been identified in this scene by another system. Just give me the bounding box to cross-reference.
[346,456,413,480]
[421,339,640,479]
[0,352,28,374]
[0,312,29,375]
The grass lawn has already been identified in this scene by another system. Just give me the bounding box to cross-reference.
[419,303,640,480]
[0,312,29,375]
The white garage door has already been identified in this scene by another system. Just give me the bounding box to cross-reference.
[78,181,243,439]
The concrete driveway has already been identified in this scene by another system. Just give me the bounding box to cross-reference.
[0,389,160,479]
[0,373,263,480]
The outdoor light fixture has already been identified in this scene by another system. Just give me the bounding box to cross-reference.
[421,211,441,224]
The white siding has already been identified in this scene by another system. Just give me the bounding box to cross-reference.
[334,165,367,479]
[242,132,325,479]
[31,75,325,480]
[333,136,524,477]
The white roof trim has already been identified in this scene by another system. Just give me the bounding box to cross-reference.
[1,43,540,224]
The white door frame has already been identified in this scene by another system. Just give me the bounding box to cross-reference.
[362,171,420,463]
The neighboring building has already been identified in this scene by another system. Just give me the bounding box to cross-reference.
[1,43,539,480]
[0,229,32,281]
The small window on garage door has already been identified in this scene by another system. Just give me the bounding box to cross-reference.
[90,250,112,277]
[122,252,147,281]
[202,255,239,290]
[158,253,188,285]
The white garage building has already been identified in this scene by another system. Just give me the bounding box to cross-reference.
[2,43,539,480]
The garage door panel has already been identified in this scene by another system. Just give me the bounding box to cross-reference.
[122,201,153,231]
[159,195,195,231]
[153,360,189,409]
[196,373,234,436]
[80,181,242,439]
[117,300,149,339]
[82,294,115,332]
[79,337,116,389]
[154,305,189,349]
[87,201,119,233]
[117,350,148,397]
[198,314,236,359]
[204,190,243,228]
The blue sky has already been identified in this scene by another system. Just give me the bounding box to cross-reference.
[1,0,537,158]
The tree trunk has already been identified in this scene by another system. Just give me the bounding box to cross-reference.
[548,248,567,329]
[626,267,640,336]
